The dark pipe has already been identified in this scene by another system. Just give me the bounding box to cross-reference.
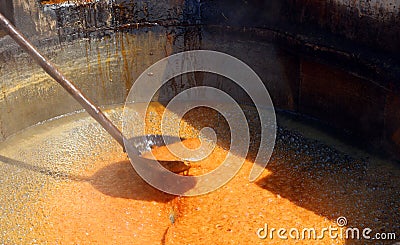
[0,12,126,151]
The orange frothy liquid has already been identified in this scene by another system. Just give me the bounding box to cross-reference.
[38,105,398,244]
[42,141,342,244]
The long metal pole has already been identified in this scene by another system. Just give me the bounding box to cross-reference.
[0,12,125,150]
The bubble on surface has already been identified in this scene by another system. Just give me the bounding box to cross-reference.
[0,104,398,244]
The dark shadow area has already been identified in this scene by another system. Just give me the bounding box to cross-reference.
[0,134,197,202]
[141,98,398,240]
[255,128,400,242]
[84,159,196,200]
[0,154,173,202]
[124,135,198,196]
[0,154,180,202]
[0,154,69,179]
[161,226,170,245]
[137,94,400,241]
[80,159,177,202]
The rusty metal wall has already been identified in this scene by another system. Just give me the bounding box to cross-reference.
[286,0,400,54]
[0,0,399,160]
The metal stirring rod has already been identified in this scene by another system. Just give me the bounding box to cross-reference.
[0,12,125,150]
[0,13,193,174]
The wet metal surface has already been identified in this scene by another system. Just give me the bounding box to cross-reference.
[1,0,399,158]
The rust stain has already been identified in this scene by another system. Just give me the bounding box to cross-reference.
[96,44,105,92]
[119,32,132,96]
[84,39,91,73]
[40,0,94,5]
[165,31,174,57]
[104,36,112,84]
